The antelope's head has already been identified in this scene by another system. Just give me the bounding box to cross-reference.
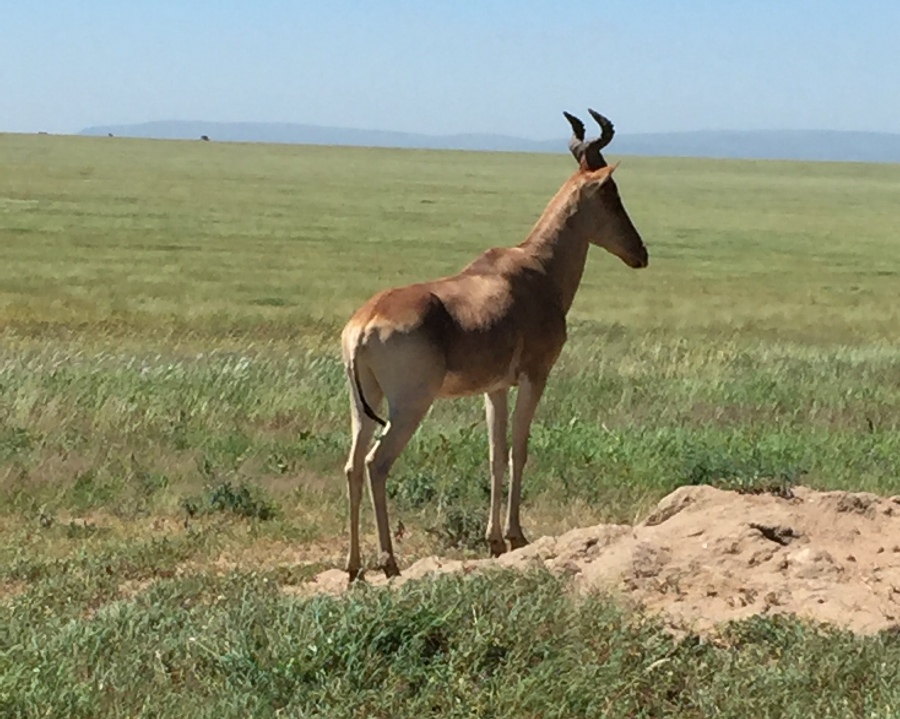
[564,109,648,269]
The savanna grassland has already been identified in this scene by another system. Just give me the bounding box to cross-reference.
[1,133,900,717]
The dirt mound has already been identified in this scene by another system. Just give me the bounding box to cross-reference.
[309,486,900,635]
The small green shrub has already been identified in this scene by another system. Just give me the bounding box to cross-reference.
[427,505,485,551]
[182,480,278,521]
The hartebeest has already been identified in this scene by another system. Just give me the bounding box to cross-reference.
[341,109,648,581]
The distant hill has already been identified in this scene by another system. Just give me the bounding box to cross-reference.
[79,121,900,163]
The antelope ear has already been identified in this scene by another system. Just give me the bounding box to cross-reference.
[585,163,618,187]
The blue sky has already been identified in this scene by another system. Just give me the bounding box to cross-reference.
[3,1,898,137]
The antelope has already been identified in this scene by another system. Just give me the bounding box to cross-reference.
[341,109,648,581]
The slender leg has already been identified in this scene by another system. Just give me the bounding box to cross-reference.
[365,398,432,578]
[484,389,509,557]
[506,374,547,550]
[344,368,382,583]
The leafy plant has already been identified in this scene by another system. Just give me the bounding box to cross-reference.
[427,504,485,551]
[182,480,278,521]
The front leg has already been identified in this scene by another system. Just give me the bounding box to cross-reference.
[506,374,547,550]
[484,389,509,557]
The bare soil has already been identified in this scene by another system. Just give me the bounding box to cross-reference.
[309,486,900,635]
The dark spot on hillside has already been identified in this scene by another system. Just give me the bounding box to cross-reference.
[251,297,292,307]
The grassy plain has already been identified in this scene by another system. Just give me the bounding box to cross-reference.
[1,133,900,716]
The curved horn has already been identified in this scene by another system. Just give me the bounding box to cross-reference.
[563,111,585,141]
[565,108,616,168]
[588,109,615,150]
[563,111,587,163]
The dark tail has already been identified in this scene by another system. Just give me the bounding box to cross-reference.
[352,359,386,427]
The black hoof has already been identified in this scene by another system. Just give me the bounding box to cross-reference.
[380,554,401,579]
[488,538,508,558]
[508,535,529,551]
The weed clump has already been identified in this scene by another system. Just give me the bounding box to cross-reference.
[427,505,485,551]
[181,479,277,521]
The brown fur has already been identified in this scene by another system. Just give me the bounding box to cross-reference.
[341,162,647,581]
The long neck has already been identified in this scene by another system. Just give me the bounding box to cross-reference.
[518,178,591,314]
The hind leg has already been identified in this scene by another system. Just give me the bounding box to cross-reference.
[344,366,383,582]
[365,395,433,578]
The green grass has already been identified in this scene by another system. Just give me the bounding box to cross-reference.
[1,133,900,714]
[2,134,897,339]
[4,569,900,718]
